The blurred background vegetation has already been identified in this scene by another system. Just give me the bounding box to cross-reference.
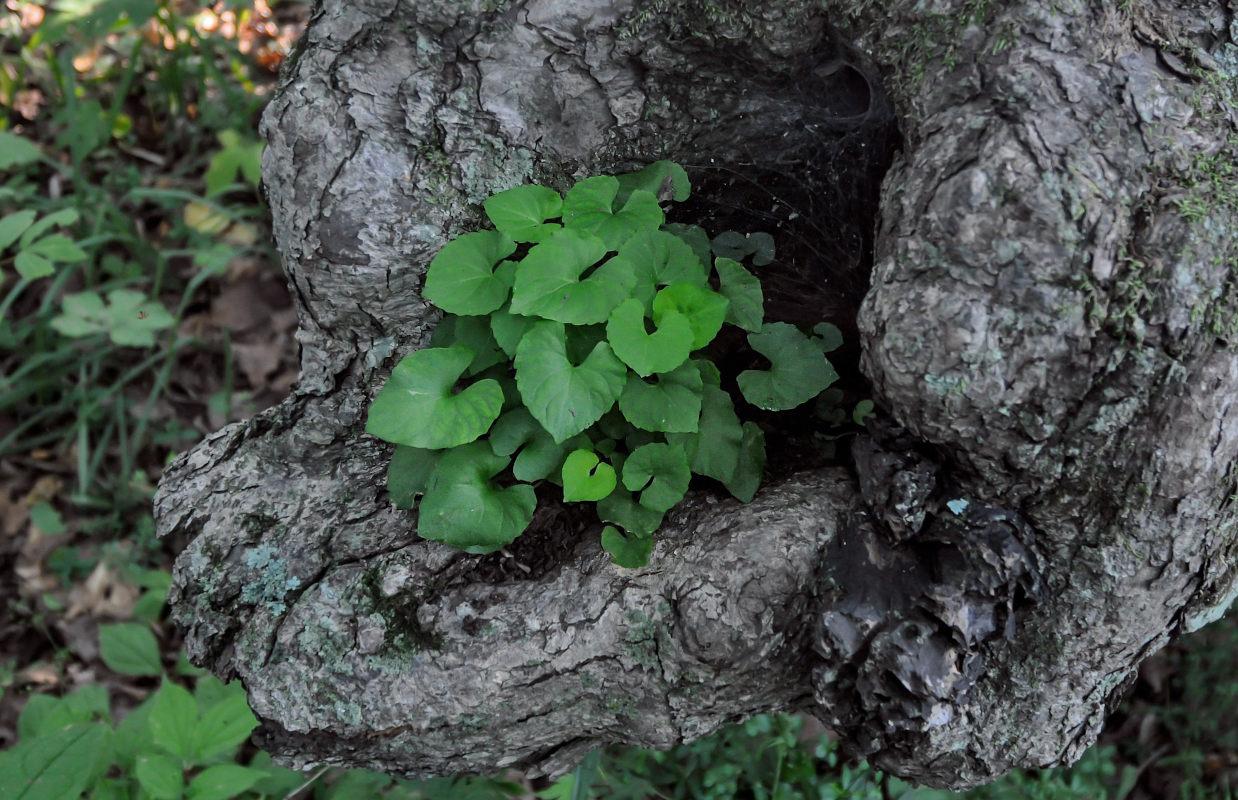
[0,1,1235,797]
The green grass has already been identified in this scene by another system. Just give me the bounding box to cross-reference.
[2,2,1237,799]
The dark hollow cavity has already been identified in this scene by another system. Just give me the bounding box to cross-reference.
[669,44,902,480]
[447,34,901,583]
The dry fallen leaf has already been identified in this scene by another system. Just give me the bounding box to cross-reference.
[65,562,140,621]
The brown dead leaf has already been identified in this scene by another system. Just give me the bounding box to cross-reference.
[233,339,283,388]
[209,280,271,333]
[16,663,61,690]
[23,475,63,506]
[65,562,139,621]
[14,562,56,599]
[0,487,27,538]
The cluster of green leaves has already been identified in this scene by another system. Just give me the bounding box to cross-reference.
[0,670,522,800]
[0,1,271,520]
[367,162,842,566]
[546,714,897,800]
[0,676,266,800]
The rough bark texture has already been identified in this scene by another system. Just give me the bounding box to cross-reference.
[154,0,1238,789]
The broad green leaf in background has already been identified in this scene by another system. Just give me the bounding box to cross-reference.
[0,130,43,169]
[737,322,839,411]
[710,230,775,265]
[99,622,162,676]
[622,442,690,513]
[617,229,706,291]
[14,251,54,280]
[23,234,87,263]
[510,228,634,324]
[387,445,441,509]
[652,282,729,350]
[19,208,80,250]
[186,764,268,800]
[606,298,693,378]
[422,230,518,316]
[191,691,258,760]
[148,680,197,759]
[618,361,702,433]
[4,207,85,280]
[748,231,775,266]
[18,686,108,741]
[0,721,109,800]
[50,289,175,347]
[134,754,183,800]
[601,526,654,568]
[28,502,65,535]
[365,345,504,449]
[204,130,264,197]
[417,443,536,553]
[483,183,563,242]
[0,210,37,252]
[561,449,617,502]
[514,320,626,443]
[713,257,764,332]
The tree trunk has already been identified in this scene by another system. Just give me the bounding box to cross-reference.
[154,0,1238,789]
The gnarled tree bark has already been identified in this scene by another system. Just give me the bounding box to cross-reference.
[154,0,1238,789]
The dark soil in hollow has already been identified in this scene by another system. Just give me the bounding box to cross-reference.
[457,47,903,584]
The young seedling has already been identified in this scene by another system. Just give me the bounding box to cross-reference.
[366,161,842,567]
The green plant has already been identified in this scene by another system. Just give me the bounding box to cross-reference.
[575,713,897,800]
[366,161,843,566]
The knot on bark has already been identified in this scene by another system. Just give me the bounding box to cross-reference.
[811,502,1045,760]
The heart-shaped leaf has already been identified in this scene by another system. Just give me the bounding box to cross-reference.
[422,230,517,315]
[666,382,744,483]
[366,345,504,449]
[618,361,702,433]
[510,228,635,324]
[601,525,654,568]
[652,282,729,350]
[483,184,563,242]
[812,321,844,353]
[387,446,441,509]
[723,421,766,502]
[606,298,694,377]
[622,442,690,513]
[597,487,664,536]
[617,229,707,290]
[614,160,690,204]
[662,223,712,273]
[430,314,506,375]
[417,443,536,554]
[561,449,617,502]
[737,322,839,410]
[489,407,586,482]
[713,257,764,332]
[562,176,663,249]
[514,320,626,443]
[489,306,535,357]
